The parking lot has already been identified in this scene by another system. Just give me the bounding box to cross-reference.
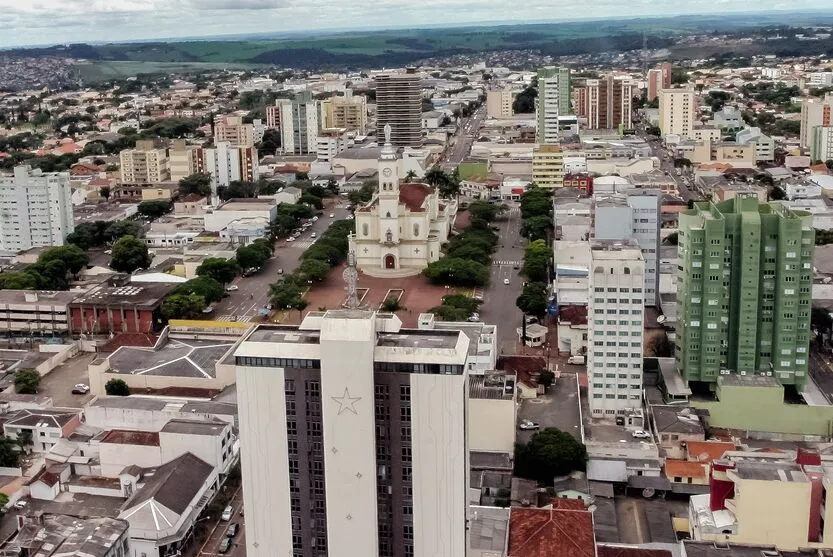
[36,352,96,408]
[189,485,245,557]
[516,372,582,442]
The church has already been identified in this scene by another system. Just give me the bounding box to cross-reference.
[349,125,457,277]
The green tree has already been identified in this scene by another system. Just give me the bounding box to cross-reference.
[0,439,19,468]
[105,378,131,396]
[269,277,306,312]
[514,428,588,485]
[523,240,551,283]
[423,258,489,286]
[299,193,324,210]
[137,200,172,220]
[468,200,499,222]
[513,85,537,114]
[827,159,833,171]
[173,276,225,304]
[298,258,331,282]
[38,245,89,276]
[236,241,271,271]
[179,173,212,197]
[161,293,206,319]
[516,282,548,316]
[441,294,481,314]
[14,369,40,394]
[520,188,552,219]
[769,185,786,200]
[196,258,239,285]
[270,213,299,238]
[428,304,470,321]
[403,170,417,183]
[258,128,281,155]
[538,370,555,389]
[381,297,403,312]
[100,186,111,200]
[15,430,33,453]
[110,235,152,273]
[521,215,551,242]
[0,271,39,290]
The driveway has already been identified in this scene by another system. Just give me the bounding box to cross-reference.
[516,372,581,442]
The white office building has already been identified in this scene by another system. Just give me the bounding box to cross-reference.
[659,88,695,138]
[587,240,645,416]
[202,142,258,204]
[235,309,469,557]
[0,165,74,253]
[735,126,776,162]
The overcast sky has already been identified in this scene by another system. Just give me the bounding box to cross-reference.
[0,0,828,48]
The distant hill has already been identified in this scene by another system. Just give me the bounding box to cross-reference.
[4,12,833,72]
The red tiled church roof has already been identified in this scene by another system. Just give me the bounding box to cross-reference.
[398,182,434,212]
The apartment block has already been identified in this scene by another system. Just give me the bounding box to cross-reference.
[236,310,469,557]
[168,139,201,182]
[658,88,695,138]
[735,127,776,162]
[800,93,833,149]
[593,189,662,306]
[810,125,833,163]
[316,128,352,163]
[322,90,368,134]
[647,62,672,102]
[276,90,321,155]
[214,114,255,147]
[576,76,635,130]
[675,196,814,388]
[587,240,645,416]
[486,89,514,119]
[0,165,74,252]
[203,142,258,199]
[119,140,169,184]
[375,73,423,147]
[532,144,565,188]
[536,66,571,143]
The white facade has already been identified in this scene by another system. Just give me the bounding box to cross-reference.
[811,125,833,163]
[235,311,470,557]
[349,129,456,277]
[203,142,259,202]
[316,129,351,163]
[800,93,833,149]
[0,166,74,253]
[809,72,833,87]
[735,127,775,162]
[587,241,645,416]
[659,88,695,138]
[538,73,562,143]
[277,92,320,155]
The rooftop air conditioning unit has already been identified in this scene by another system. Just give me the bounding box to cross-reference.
[739,371,747,376]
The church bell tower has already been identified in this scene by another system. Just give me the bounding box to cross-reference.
[378,124,399,244]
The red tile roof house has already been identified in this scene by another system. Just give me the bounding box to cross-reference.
[508,499,596,557]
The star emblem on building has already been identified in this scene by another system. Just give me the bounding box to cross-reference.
[331,388,361,415]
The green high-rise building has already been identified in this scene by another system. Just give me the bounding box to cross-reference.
[536,66,571,144]
[675,196,814,388]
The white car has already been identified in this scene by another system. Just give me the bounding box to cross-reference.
[329,213,335,218]
[311,232,317,238]
[221,505,233,521]
[631,430,651,439]
[518,420,540,431]
[226,285,239,291]
[503,278,510,285]
[311,216,319,222]
[72,384,90,395]
[287,237,295,242]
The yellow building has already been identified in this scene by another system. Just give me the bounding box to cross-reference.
[119,140,169,184]
[690,140,755,165]
[321,90,368,134]
[532,144,565,188]
[689,457,833,550]
[168,139,201,182]
[486,89,514,119]
[659,88,695,138]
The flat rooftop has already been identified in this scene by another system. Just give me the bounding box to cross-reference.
[245,326,321,345]
[69,284,174,309]
[108,338,234,379]
[733,461,807,482]
[377,329,460,349]
[160,418,228,436]
[0,290,78,306]
[469,374,515,400]
[216,198,276,211]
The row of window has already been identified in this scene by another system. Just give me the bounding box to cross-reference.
[236,356,320,368]
[373,362,463,374]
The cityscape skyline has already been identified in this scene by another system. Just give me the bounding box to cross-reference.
[1,2,833,48]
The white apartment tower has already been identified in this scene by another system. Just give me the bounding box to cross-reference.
[203,142,258,204]
[658,88,695,138]
[587,240,645,416]
[235,310,468,557]
[801,93,833,151]
[277,90,320,155]
[0,165,74,252]
[536,66,571,143]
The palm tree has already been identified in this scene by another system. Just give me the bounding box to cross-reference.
[403,170,418,183]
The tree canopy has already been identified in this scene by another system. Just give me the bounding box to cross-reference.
[516,282,549,317]
[179,173,212,198]
[14,369,40,394]
[196,258,239,285]
[137,199,172,220]
[161,293,207,320]
[172,276,225,304]
[110,235,152,273]
[514,428,587,485]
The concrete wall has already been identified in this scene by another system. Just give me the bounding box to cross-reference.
[691,382,833,437]
[732,475,812,549]
[468,397,515,454]
[99,442,162,478]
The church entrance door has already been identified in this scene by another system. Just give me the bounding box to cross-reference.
[384,254,396,269]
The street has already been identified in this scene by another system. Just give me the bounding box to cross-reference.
[443,105,487,170]
[189,486,245,557]
[210,200,351,322]
[478,204,524,353]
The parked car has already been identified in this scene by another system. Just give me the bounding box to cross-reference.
[567,355,586,365]
[467,313,480,322]
[226,523,239,538]
[503,278,510,285]
[310,232,317,238]
[329,213,335,218]
[201,305,215,314]
[226,285,239,291]
[221,505,233,521]
[518,419,540,431]
[286,237,296,242]
[72,384,90,395]
[631,429,651,439]
[218,537,232,554]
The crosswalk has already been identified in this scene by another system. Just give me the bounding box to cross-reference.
[506,207,521,217]
[493,260,522,267]
[216,314,255,323]
[291,238,317,249]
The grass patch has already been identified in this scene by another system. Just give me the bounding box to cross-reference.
[458,162,489,181]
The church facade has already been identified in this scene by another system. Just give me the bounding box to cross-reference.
[349,126,457,277]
